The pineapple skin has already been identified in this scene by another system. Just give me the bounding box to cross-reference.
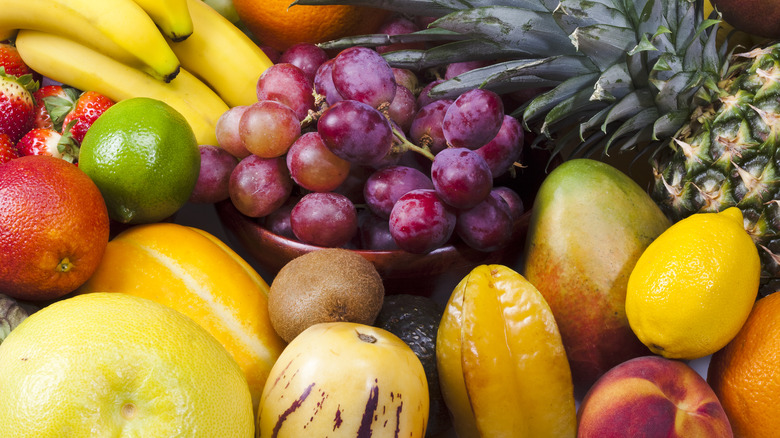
[652,44,780,294]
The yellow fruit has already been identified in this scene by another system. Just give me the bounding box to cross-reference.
[76,222,287,412]
[257,322,429,437]
[0,292,254,437]
[626,207,760,360]
[79,97,201,224]
[436,264,577,438]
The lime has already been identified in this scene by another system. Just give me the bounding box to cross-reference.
[79,97,200,224]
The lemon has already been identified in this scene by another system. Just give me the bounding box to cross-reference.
[625,207,760,360]
[79,97,200,224]
[0,292,254,437]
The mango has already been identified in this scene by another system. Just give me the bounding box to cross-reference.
[521,159,671,398]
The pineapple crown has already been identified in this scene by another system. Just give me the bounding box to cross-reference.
[297,0,728,162]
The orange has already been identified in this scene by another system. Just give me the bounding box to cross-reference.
[76,222,287,412]
[0,155,109,301]
[232,0,390,52]
[707,292,780,437]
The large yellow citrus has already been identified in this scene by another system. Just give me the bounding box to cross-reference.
[0,292,254,437]
[232,0,390,52]
[625,207,760,360]
[76,222,287,412]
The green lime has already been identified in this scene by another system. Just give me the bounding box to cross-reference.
[79,97,200,224]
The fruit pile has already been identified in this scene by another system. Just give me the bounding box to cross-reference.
[3,0,780,437]
[205,41,527,254]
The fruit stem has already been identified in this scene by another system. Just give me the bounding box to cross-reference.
[56,258,73,273]
[391,125,435,161]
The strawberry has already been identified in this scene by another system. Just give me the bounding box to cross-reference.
[0,133,19,164]
[61,90,114,144]
[16,128,79,163]
[0,70,37,143]
[32,85,79,130]
[0,41,34,79]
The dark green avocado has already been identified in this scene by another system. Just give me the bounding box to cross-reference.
[374,294,451,437]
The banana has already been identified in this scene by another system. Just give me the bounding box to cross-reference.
[131,0,194,42]
[15,29,228,146]
[167,0,273,107]
[0,0,180,82]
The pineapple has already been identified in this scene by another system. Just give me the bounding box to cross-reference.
[296,0,780,293]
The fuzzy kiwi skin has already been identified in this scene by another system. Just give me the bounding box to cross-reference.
[268,248,385,343]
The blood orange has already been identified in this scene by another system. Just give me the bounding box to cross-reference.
[0,155,109,300]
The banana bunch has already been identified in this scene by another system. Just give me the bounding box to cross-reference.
[3,0,273,145]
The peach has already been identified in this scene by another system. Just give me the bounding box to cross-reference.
[577,355,732,438]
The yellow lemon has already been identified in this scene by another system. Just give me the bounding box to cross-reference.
[76,222,287,412]
[626,207,760,360]
[0,292,254,437]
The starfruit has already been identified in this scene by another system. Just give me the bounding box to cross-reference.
[437,264,577,437]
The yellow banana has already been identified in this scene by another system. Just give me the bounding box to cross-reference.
[131,0,194,42]
[0,0,180,82]
[167,0,273,107]
[15,29,228,146]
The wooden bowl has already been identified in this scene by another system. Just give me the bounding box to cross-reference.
[215,200,531,301]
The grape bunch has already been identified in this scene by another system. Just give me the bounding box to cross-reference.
[196,40,528,254]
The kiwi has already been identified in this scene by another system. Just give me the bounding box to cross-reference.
[374,294,452,437]
[268,248,385,343]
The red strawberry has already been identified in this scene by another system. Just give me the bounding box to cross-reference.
[16,128,78,163]
[32,85,79,130]
[61,90,114,144]
[0,41,34,78]
[0,70,37,143]
[0,133,19,164]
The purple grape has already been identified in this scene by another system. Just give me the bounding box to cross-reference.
[256,63,315,122]
[358,210,400,251]
[387,85,418,133]
[313,59,344,106]
[333,164,373,205]
[455,191,514,252]
[215,105,251,159]
[332,47,397,109]
[444,61,492,80]
[389,189,456,254]
[492,186,525,221]
[431,147,493,209]
[286,131,350,192]
[417,79,444,108]
[263,197,298,240]
[393,68,420,95]
[364,165,434,219]
[376,15,426,54]
[279,42,329,83]
[318,99,393,166]
[189,145,238,203]
[442,88,504,149]
[409,99,453,155]
[239,100,301,158]
[475,115,524,178]
[229,155,293,217]
[290,192,358,248]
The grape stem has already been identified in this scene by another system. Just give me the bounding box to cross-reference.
[391,124,435,161]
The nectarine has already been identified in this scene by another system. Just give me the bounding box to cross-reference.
[577,356,732,438]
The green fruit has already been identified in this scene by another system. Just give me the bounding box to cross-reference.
[521,159,671,398]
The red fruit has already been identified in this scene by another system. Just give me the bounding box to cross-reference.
[32,85,79,130]
[0,42,34,78]
[61,90,114,144]
[0,133,19,164]
[0,70,37,143]
[16,128,78,163]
